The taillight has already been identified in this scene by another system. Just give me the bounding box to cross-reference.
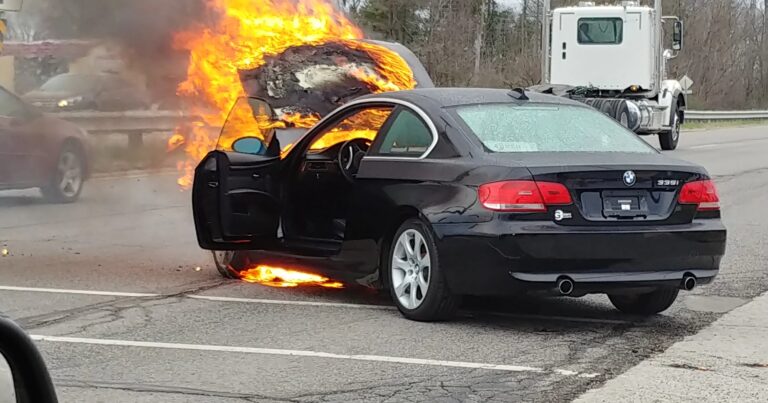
[478,181,572,212]
[678,180,720,211]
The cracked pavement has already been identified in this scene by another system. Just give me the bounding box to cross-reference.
[1,125,767,402]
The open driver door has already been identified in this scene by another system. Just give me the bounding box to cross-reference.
[193,97,283,250]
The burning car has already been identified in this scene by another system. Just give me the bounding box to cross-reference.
[192,87,726,321]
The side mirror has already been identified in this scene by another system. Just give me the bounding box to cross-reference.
[0,317,58,403]
[672,20,684,51]
[232,137,267,155]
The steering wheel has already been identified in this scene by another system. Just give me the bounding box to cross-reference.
[338,138,371,182]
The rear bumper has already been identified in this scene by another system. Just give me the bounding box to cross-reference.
[432,219,726,296]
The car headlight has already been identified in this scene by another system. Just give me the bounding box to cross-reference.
[57,96,83,108]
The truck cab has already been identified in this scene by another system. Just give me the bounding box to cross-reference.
[551,5,656,92]
[538,1,687,151]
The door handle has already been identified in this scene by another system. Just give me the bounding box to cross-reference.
[252,173,262,180]
[208,182,219,188]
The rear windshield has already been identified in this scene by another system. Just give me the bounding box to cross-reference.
[453,103,655,154]
[578,18,623,45]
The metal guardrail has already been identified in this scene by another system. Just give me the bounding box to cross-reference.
[686,110,768,121]
[51,111,205,148]
[46,108,767,149]
[54,110,191,133]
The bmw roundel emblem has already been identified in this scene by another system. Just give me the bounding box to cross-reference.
[623,170,637,187]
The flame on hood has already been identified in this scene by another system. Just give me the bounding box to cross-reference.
[171,0,417,188]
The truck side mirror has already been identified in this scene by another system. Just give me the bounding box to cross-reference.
[672,20,684,51]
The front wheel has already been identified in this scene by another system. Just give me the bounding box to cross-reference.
[658,109,682,151]
[608,288,679,315]
[41,145,85,203]
[212,250,246,279]
[387,219,460,321]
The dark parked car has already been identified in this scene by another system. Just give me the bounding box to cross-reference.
[0,86,90,202]
[193,88,726,321]
[23,73,150,112]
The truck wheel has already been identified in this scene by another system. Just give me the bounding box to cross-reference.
[608,288,679,315]
[658,109,681,151]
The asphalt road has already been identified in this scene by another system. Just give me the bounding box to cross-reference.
[0,125,766,402]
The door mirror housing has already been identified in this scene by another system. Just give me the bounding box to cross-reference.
[672,20,684,51]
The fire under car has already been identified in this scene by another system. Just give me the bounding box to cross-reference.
[192,88,726,321]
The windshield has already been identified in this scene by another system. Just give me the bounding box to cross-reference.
[40,74,102,93]
[454,103,656,153]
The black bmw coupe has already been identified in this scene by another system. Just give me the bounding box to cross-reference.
[193,88,726,321]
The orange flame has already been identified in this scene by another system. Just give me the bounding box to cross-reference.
[240,265,343,288]
[167,133,186,152]
[170,0,417,188]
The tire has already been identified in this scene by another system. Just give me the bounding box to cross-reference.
[386,219,460,321]
[40,144,85,203]
[608,288,679,315]
[212,250,245,279]
[658,108,681,151]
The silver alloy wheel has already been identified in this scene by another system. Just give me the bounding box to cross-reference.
[57,150,83,198]
[391,229,431,310]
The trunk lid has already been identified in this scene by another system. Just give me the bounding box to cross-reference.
[490,152,709,225]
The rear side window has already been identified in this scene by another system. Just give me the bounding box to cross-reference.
[375,109,433,156]
[454,103,655,154]
[578,18,623,45]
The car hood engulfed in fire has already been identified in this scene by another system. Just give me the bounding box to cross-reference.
[240,39,433,117]
[169,0,433,189]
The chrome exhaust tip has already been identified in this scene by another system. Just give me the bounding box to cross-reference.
[557,277,575,296]
[681,275,697,291]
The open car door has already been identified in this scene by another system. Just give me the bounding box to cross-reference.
[193,97,283,250]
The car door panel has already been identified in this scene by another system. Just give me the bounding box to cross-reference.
[193,150,282,250]
[0,116,48,187]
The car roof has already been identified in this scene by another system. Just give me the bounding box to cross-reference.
[357,87,585,108]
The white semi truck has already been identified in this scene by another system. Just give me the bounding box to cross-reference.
[534,0,687,150]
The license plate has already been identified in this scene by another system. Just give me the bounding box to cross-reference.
[602,192,645,218]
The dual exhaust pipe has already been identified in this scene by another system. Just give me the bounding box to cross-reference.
[554,274,697,296]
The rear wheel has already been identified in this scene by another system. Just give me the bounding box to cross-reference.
[212,250,245,279]
[608,288,679,315]
[658,108,681,151]
[41,145,85,203]
[387,219,460,321]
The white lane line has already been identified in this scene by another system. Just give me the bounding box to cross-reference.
[0,285,159,298]
[187,294,394,310]
[0,285,631,324]
[31,334,597,376]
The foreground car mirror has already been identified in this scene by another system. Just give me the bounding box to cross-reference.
[0,317,58,403]
[232,137,267,155]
